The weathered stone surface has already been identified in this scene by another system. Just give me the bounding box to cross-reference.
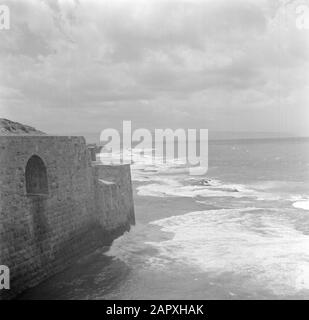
[0,119,46,135]
[0,135,135,299]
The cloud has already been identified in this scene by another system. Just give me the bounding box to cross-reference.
[0,0,308,136]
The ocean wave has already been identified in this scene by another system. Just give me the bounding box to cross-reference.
[98,148,192,182]
[137,177,280,201]
[293,201,309,211]
[101,149,305,205]
[147,208,309,295]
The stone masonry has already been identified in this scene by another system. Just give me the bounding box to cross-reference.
[0,135,135,299]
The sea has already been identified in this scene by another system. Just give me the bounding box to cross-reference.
[21,137,309,300]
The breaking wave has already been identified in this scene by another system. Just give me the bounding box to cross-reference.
[147,208,309,296]
[136,177,281,201]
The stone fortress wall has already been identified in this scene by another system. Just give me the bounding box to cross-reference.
[0,135,135,299]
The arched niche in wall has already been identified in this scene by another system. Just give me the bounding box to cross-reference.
[25,155,48,195]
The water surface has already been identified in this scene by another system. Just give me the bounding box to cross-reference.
[21,138,309,299]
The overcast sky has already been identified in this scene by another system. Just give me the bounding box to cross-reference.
[0,0,308,136]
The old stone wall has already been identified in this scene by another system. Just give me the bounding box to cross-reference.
[94,164,135,232]
[0,136,135,299]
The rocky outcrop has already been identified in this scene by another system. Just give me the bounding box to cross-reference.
[0,118,46,135]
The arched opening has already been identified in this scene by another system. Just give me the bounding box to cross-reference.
[25,155,48,195]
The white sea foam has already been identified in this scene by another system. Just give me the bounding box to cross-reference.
[137,177,280,201]
[99,148,188,182]
[102,148,303,204]
[147,208,309,295]
[293,200,309,211]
